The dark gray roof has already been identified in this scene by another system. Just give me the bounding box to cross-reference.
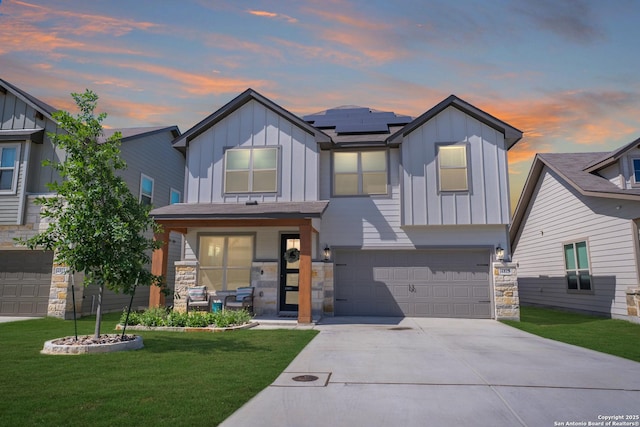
[510,149,640,248]
[583,136,640,172]
[304,106,412,134]
[100,126,181,143]
[173,88,331,148]
[0,78,58,119]
[150,201,330,220]
[387,95,523,149]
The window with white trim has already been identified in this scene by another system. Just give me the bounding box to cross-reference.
[563,241,592,291]
[333,150,387,196]
[438,145,468,192]
[170,188,181,204]
[139,174,154,206]
[0,144,20,194]
[199,235,254,292]
[224,147,278,193]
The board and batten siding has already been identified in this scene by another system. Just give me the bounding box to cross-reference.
[186,100,319,203]
[513,167,639,319]
[0,89,61,224]
[401,106,510,226]
[319,149,509,249]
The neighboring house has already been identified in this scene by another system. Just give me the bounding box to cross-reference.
[0,78,184,318]
[510,139,640,323]
[149,89,523,322]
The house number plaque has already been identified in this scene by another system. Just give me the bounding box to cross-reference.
[54,267,69,275]
[496,267,514,276]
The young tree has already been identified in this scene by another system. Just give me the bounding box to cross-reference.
[19,90,162,338]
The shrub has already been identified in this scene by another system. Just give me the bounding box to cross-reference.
[186,312,210,327]
[119,307,253,328]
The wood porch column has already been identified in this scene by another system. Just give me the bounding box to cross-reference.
[149,229,169,308]
[298,221,313,323]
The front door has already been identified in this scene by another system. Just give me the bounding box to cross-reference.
[280,234,300,312]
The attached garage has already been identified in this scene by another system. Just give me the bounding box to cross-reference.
[334,249,492,318]
[0,251,53,316]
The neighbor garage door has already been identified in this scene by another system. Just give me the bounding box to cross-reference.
[0,251,53,316]
[334,250,492,318]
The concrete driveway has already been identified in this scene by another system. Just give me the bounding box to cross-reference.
[221,317,640,427]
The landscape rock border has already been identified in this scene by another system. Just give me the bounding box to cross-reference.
[42,334,144,355]
[115,321,258,333]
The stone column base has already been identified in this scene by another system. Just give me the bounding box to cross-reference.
[493,262,520,321]
[625,287,640,318]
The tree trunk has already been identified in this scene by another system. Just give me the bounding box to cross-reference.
[94,283,104,339]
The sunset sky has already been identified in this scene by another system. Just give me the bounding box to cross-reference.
[2,0,640,207]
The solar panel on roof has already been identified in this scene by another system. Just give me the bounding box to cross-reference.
[303,106,412,134]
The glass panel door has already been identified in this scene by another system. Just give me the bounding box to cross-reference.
[280,234,300,312]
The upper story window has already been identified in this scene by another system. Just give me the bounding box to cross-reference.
[170,188,181,204]
[0,144,20,194]
[563,240,592,292]
[632,158,640,184]
[438,145,468,192]
[333,151,387,196]
[224,147,278,193]
[140,174,154,206]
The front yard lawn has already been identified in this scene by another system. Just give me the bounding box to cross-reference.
[502,306,640,362]
[0,313,318,426]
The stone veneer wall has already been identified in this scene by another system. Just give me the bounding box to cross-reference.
[48,265,83,319]
[173,261,198,313]
[173,260,335,317]
[493,262,520,321]
[626,288,640,323]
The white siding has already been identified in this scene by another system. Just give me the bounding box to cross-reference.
[513,167,639,319]
[185,100,319,203]
[321,148,508,249]
[401,106,510,226]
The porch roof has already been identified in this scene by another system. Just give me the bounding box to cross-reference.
[150,200,330,220]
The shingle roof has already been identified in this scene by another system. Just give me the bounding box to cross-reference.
[538,152,640,197]
[510,145,640,249]
[150,200,330,220]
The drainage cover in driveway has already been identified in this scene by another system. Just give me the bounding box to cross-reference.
[272,372,331,387]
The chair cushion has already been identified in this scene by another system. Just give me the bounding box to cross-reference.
[188,286,207,301]
[235,287,253,302]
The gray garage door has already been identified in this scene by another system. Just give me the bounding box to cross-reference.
[334,250,492,318]
[0,251,53,316]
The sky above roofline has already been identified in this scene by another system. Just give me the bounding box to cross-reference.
[2,0,639,209]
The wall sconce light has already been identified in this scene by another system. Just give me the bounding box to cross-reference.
[323,244,331,262]
[495,245,505,261]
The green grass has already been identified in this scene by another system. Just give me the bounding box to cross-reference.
[0,313,318,427]
[502,306,640,362]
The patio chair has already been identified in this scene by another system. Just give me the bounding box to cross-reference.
[224,287,254,314]
[187,286,210,312]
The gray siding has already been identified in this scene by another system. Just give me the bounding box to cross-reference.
[513,167,639,319]
[401,106,510,226]
[186,100,319,203]
[0,90,60,224]
[115,130,185,294]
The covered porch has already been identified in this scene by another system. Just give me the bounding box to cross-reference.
[148,201,330,324]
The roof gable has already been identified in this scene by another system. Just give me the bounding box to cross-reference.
[510,149,640,248]
[387,95,522,149]
[101,126,181,143]
[173,88,331,148]
[583,136,640,173]
[0,78,58,121]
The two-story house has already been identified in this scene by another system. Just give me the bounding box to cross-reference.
[0,78,185,318]
[149,89,522,322]
[511,139,640,323]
